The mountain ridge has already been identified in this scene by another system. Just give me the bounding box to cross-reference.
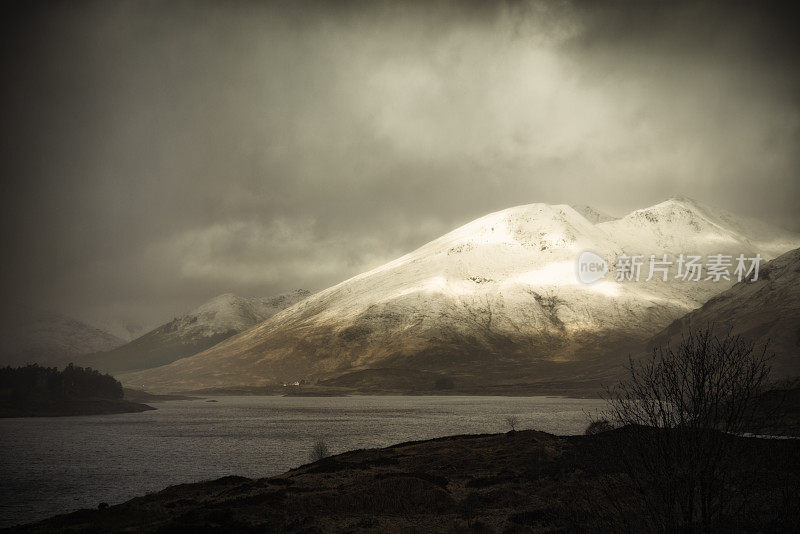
[78,290,311,374]
[650,246,800,377]
[121,198,800,393]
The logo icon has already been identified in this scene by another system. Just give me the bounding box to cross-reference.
[577,251,608,284]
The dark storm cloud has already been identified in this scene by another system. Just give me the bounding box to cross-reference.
[1,0,798,328]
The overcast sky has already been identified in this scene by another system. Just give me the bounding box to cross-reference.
[1,0,799,329]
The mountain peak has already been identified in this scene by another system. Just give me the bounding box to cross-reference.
[665,194,699,204]
[184,292,311,334]
[636,195,706,215]
[192,293,244,313]
[119,200,800,393]
[598,196,800,257]
[358,202,622,281]
[78,290,312,374]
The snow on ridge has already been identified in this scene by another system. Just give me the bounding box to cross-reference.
[329,204,616,284]
[158,290,312,340]
[120,196,800,392]
[261,197,798,327]
[598,196,800,258]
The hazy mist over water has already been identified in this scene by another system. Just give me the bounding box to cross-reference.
[0,395,606,528]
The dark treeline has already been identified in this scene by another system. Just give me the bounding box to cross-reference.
[0,363,123,401]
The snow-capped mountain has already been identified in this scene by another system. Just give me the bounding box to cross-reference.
[0,307,124,367]
[650,247,800,378]
[598,196,798,258]
[79,290,311,373]
[153,291,313,339]
[121,198,800,393]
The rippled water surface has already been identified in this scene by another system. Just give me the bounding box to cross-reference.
[0,395,606,528]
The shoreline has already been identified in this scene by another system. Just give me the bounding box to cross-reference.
[156,386,606,399]
[0,398,155,419]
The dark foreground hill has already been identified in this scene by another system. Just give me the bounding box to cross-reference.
[7,428,799,533]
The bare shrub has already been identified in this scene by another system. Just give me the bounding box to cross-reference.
[584,418,613,435]
[504,415,520,432]
[309,440,331,462]
[604,328,772,531]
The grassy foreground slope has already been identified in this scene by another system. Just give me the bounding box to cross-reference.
[7,428,799,533]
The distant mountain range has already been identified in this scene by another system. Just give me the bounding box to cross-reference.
[0,307,124,367]
[89,318,153,343]
[78,291,311,374]
[651,247,800,378]
[120,197,800,393]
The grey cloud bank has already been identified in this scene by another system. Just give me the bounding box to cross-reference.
[1,0,798,328]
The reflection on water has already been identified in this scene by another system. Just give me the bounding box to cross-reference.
[0,395,606,528]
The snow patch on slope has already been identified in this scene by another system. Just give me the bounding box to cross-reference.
[153,290,312,342]
[598,196,799,257]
